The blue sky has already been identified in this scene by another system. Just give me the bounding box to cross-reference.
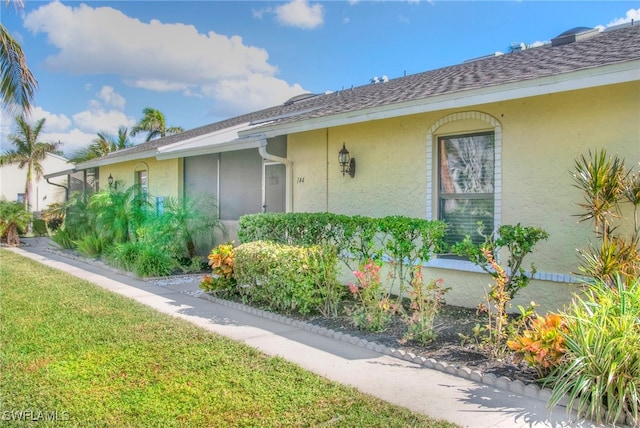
[2,1,639,156]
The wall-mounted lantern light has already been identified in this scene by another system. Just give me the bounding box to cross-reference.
[107,174,114,188]
[339,143,356,178]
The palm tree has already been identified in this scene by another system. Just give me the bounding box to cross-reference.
[1,0,37,115]
[112,126,131,150]
[70,126,132,163]
[0,200,32,246]
[131,107,184,142]
[89,184,151,244]
[0,116,61,210]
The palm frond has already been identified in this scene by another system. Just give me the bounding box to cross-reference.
[0,24,37,116]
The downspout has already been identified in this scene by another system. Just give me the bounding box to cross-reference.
[46,176,70,201]
[325,128,329,212]
[258,137,292,212]
[216,153,221,219]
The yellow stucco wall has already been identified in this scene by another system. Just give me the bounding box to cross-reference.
[288,81,639,312]
[289,116,429,218]
[99,157,183,200]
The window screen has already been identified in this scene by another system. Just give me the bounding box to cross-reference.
[438,132,495,248]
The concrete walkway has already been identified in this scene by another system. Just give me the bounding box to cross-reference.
[8,240,602,428]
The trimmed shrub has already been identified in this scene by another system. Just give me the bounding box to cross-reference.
[234,241,344,316]
[238,212,446,289]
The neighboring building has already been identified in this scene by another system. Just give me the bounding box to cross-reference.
[0,152,73,212]
[76,24,640,311]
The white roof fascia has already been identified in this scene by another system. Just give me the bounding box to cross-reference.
[246,60,640,139]
[156,137,262,160]
[158,122,251,153]
[46,152,71,162]
[155,122,265,160]
[44,168,77,179]
[75,150,155,169]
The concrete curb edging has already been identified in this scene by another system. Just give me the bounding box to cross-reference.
[198,292,562,407]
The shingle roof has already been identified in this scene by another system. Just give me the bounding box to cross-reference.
[271,24,639,125]
[79,25,639,167]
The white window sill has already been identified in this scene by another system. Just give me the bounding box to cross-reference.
[424,258,487,273]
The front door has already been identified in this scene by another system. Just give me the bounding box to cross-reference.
[263,162,286,212]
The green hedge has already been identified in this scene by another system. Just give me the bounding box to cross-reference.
[233,241,344,317]
[238,213,446,289]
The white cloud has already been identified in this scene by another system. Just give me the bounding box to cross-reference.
[607,8,640,27]
[23,2,306,114]
[97,86,126,110]
[0,108,71,153]
[1,92,135,156]
[72,109,135,135]
[0,113,16,152]
[203,74,306,116]
[39,129,95,156]
[128,79,192,93]
[70,85,135,142]
[274,0,324,29]
[29,107,72,132]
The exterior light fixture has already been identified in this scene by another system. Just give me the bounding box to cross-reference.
[108,174,114,187]
[339,143,356,178]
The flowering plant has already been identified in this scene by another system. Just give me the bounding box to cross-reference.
[402,267,448,344]
[347,261,399,332]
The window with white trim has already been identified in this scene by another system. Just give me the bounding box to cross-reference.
[438,132,495,249]
[135,169,148,200]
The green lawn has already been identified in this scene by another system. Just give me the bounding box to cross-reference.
[0,250,457,427]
